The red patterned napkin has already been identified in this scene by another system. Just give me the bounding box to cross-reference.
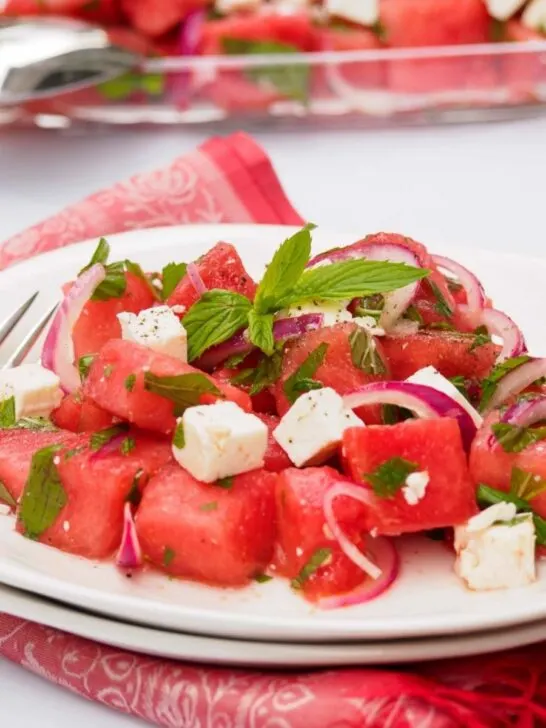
[0,132,545,727]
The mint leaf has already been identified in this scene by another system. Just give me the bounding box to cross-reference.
[229,347,283,396]
[404,305,423,325]
[477,482,546,545]
[222,38,309,103]
[510,466,546,501]
[163,547,176,567]
[124,374,136,392]
[18,445,66,540]
[173,421,185,449]
[291,547,332,589]
[469,325,491,352]
[90,425,128,452]
[248,310,275,356]
[0,480,16,508]
[254,573,273,583]
[428,280,453,318]
[79,237,109,273]
[224,351,249,369]
[144,372,221,416]
[0,396,16,428]
[216,476,234,489]
[120,437,136,456]
[126,469,144,506]
[283,342,328,405]
[448,376,470,401]
[15,417,58,432]
[253,224,315,315]
[91,260,127,301]
[200,501,218,512]
[161,262,187,300]
[99,72,165,101]
[492,423,546,454]
[365,457,418,498]
[183,290,252,361]
[349,328,387,376]
[125,260,160,301]
[280,260,429,308]
[479,355,531,411]
[78,354,96,382]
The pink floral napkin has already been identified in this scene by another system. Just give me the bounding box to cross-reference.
[0,132,544,727]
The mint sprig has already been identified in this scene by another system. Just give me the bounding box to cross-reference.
[143,372,222,416]
[18,445,66,540]
[183,291,252,361]
[161,262,187,300]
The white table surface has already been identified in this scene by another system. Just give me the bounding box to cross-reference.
[0,117,545,726]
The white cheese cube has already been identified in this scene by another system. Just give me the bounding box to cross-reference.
[273,387,363,467]
[172,401,268,483]
[117,306,187,362]
[406,365,482,428]
[484,0,526,20]
[279,299,353,328]
[326,0,379,26]
[0,364,62,420]
[454,504,536,591]
[522,0,546,32]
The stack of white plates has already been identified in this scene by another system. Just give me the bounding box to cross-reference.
[0,224,545,666]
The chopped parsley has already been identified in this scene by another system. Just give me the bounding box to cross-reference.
[365,457,418,498]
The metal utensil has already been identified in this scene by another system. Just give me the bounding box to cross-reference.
[0,293,58,369]
[0,17,137,105]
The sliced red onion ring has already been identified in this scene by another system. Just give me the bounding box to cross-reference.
[431,255,486,313]
[309,243,422,331]
[41,264,106,393]
[488,394,546,449]
[343,381,477,450]
[459,305,527,363]
[116,502,143,570]
[195,314,324,371]
[186,262,207,297]
[178,8,205,56]
[482,358,546,414]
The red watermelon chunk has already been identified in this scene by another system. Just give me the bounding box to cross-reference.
[121,0,206,37]
[275,323,389,424]
[0,429,82,504]
[254,413,292,472]
[166,243,257,314]
[51,391,118,433]
[214,365,277,415]
[84,339,251,434]
[15,430,172,558]
[71,271,156,362]
[381,330,499,381]
[136,463,277,585]
[274,467,368,601]
[342,418,477,535]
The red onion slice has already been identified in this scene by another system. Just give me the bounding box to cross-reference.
[178,9,205,56]
[41,264,106,393]
[483,358,546,414]
[116,502,143,570]
[431,255,486,313]
[488,394,546,449]
[460,305,527,363]
[343,381,477,450]
[186,262,207,297]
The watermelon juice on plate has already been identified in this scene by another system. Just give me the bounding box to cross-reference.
[1,224,546,620]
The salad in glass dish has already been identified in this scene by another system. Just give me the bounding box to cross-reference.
[0,227,544,609]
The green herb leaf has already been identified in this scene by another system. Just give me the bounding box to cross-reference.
[200,501,218,512]
[103,365,114,379]
[222,38,310,103]
[248,310,275,356]
[161,262,187,300]
[0,396,16,428]
[254,573,273,583]
[492,423,546,454]
[98,72,165,101]
[224,351,249,369]
[90,424,128,452]
[510,466,546,501]
[349,328,387,376]
[283,342,328,405]
[0,480,16,508]
[480,355,531,411]
[291,547,332,589]
[173,421,185,449]
[18,445,66,540]
[64,446,85,461]
[448,376,470,401]
[91,260,127,301]
[428,321,456,332]
[428,280,453,318]
[216,476,234,490]
[124,374,136,392]
[144,372,221,416]
[477,483,546,546]
[371,19,387,41]
[14,417,58,432]
[469,325,492,352]
[125,260,160,301]
[79,237,109,274]
[120,437,136,456]
[365,457,418,498]
[230,347,284,396]
[78,354,96,382]
[253,224,314,315]
[280,260,429,308]
[163,547,176,567]
[404,305,423,325]
[126,469,144,506]
[183,290,252,361]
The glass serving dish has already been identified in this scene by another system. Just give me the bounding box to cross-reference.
[3,40,546,130]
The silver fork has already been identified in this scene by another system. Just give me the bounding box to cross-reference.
[0,293,58,370]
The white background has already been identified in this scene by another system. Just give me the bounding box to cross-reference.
[0,117,546,725]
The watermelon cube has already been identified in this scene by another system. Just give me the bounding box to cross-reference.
[51,391,118,433]
[135,463,277,585]
[198,15,319,55]
[16,430,173,558]
[254,413,292,472]
[83,339,252,434]
[166,243,257,314]
[213,365,278,414]
[342,418,477,535]
[121,0,206,37]
[274,467,368,601]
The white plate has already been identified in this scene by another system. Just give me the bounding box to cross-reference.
[2,581,546,667]
[0,224,545,644]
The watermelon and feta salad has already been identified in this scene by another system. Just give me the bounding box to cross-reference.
[1,227,545,607]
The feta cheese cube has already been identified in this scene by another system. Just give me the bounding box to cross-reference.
[326,0,379,26]
[273,387,363,467]
[0,364,62,420]
[172,401,268,483]
[454,504,536,591]
[279,299,353,328]
[117,306,187,362]
[484,0,526,20]
[402,471,429,505]
[522,0,546,32]
[406,365,483,428]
